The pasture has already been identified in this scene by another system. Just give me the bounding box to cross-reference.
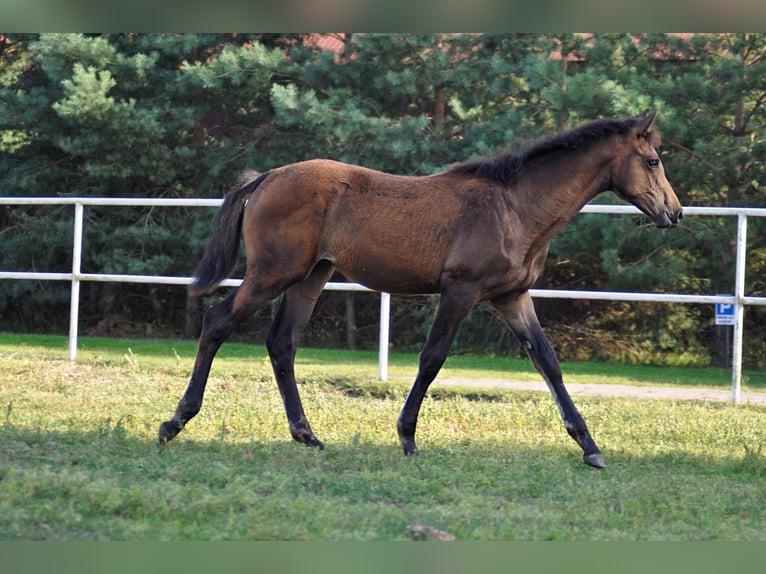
[1,334,765,541]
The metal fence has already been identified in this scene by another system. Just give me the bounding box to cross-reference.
[2,197,765,401]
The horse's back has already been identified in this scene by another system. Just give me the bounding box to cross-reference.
[242,158,507,294]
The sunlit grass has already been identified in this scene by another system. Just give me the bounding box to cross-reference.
[3,333,764,389]
[1,336,765,540]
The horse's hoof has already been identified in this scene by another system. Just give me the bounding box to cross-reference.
[583,452,606,469]
[291,428,325,450]
[400,438,419,456]
[158,420,180,444]
[306,436,325,450]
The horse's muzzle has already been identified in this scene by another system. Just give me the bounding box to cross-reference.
[656,207,683,228]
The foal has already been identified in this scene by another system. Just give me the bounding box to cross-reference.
[160,111,682,468]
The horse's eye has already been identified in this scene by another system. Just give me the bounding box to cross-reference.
[647,158,659,169]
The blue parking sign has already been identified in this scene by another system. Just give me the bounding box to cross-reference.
[715,303,735,325]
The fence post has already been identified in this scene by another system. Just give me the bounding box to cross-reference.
[3,199,766,394]
[731,213,747,403]
[378,292,391,381]
[68,203,84,361]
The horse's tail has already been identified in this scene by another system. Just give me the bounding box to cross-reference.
[189,170,270,297]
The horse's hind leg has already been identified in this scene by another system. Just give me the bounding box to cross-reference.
[266,261,335,448]
[158,275,283,444]
[491,291,605,469]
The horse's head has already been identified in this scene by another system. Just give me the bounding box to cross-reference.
[610,110,683,228]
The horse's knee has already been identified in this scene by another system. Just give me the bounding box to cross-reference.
[266,321,296,363]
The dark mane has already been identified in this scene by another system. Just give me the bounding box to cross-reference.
[449,117,657,184]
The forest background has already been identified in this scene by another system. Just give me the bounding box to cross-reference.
[2,33,766,368]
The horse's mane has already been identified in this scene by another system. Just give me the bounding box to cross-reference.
[448,117,660,184]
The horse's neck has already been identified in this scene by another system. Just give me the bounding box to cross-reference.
[514,144,613,227]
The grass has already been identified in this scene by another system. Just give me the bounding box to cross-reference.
[6,332,766,389]
[1,333,766,540]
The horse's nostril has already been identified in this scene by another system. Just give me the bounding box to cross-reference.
[668,208,683,225]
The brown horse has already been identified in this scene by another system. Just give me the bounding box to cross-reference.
[159,110,682,468]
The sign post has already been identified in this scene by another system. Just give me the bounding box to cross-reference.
[715,303,734,369]
[715,303,735,326]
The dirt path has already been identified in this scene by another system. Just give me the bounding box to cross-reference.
[436,377,766,406]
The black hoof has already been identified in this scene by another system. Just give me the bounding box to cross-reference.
[583,452,606,469]
[305,436,325,450]
[400,438,419,456]
[158,420,181,444]
[291,428,325,450]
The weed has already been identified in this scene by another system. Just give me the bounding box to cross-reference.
[124,348,140,371]
[739,438,766,476]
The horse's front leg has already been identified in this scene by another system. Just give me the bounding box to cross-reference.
[492,291,605,469]
[398,284,478,455]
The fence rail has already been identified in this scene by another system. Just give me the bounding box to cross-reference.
[2,197,765,401]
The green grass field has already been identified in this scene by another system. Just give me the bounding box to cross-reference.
[1,333,765,540]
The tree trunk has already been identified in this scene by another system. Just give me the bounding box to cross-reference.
[346,292,357,350]
[433,85,446,131]
[184,293,201,338]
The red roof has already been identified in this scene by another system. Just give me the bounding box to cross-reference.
[305,33,706,63]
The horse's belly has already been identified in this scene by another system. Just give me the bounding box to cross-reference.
[340,269,439,296]
[331,258,440,296]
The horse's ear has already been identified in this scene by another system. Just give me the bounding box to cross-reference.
[634,110,658,139]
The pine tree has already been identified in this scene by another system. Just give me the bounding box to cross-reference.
[2,33,766,364]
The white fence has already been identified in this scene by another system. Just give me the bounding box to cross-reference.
[1,197,765,402]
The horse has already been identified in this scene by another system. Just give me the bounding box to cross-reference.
[159,110,682,469]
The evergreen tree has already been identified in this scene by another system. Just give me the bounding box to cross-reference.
[0,33,284,334]
[2,33,765,366]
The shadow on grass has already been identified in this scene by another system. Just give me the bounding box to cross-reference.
[3,420,765,541]
[3,417,763,486]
